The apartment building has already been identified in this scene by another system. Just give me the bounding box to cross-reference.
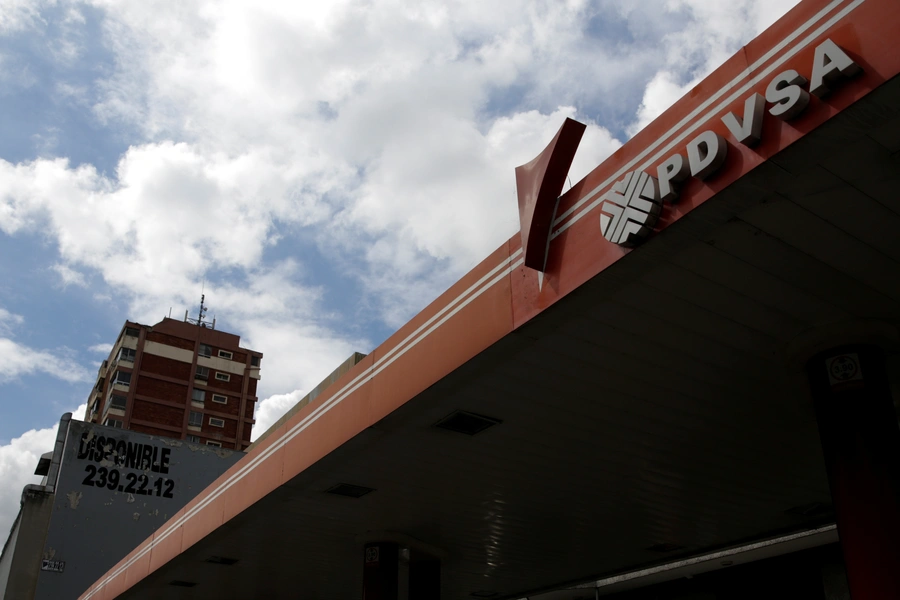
[84,317,262,450]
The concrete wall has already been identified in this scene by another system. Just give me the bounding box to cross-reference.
[0,509,21,598]
[32,419,244,600]
[0,486,55,600]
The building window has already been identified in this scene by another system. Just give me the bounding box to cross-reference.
[198,343,212,358]
[188,411,203,427]
[109,395,127,410]
[215,372,230,382]
[186,435,200,443]
[125,327,139,337]
[206,440,222,447]
[118,347,136,362]
[191,389,206,403]
[195,366,209,381]
[209,417,225,428]
[111,370,131,388]
[212,394,228,404]
[104,418,123,428]
[251,356,260,367]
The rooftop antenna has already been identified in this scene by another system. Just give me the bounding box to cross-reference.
[198,294,208,327]
[185,285,215,329]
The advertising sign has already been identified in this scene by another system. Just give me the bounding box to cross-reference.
[33,420,244,600]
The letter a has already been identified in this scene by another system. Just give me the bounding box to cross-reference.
[810,38,861,97]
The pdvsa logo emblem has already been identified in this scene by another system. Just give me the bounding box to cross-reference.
[593,38,861,249]
[598,171,662,247]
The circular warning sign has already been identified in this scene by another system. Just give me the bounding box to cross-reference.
[829,355,859,381]
[826,353,863,391]
[365,547,379,564]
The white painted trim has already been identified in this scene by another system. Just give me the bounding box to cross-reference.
[143,340,193,364]
[198,354,246,375]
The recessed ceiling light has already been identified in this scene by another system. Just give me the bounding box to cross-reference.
[434,410,501,435]
[325,483,375,498]
[205,556,239,566]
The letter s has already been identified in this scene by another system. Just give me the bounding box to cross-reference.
[766,70,810,120]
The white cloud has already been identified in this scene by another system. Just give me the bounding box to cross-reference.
[0,0,44,34]
[0,338,91,384]
[0,308,91,384]
[0,0,800,322]
[51,263,88,287]
[630,70,698,136]
[0,0,802,483]
[0,308,24,336]
[87,343,112,353]
[626,0,798,136]
[252,389,306,441]
[0,424,57,546]
[0,403,86,548]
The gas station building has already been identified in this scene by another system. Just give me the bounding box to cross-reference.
[79,0,900,597]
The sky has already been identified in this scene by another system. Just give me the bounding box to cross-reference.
[0,0,799,543]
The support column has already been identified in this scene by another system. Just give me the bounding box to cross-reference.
[363,543,403,600]
[806,345,900,599]
[363,543,440,600]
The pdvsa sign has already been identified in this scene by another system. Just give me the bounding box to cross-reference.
[599,39,860,247]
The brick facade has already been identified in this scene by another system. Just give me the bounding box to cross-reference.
[141,353,192,380]
[135,377,188,404]
[131,400,185,428]
[84,318,263,450]
[202,415,238,440]
[208,371,243,394]
[205,394,240,417]
[130,423,180,437]
[145,331,195,351]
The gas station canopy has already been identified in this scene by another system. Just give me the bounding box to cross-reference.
[81,0,900,597]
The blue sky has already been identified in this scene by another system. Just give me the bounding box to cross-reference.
[0,0,796,540]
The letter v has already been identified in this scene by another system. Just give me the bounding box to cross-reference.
[721,93,765,146]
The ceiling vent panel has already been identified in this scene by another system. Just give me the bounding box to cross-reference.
[205,556,239,566]
[326,483,375,498]
[434,410,501,435]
